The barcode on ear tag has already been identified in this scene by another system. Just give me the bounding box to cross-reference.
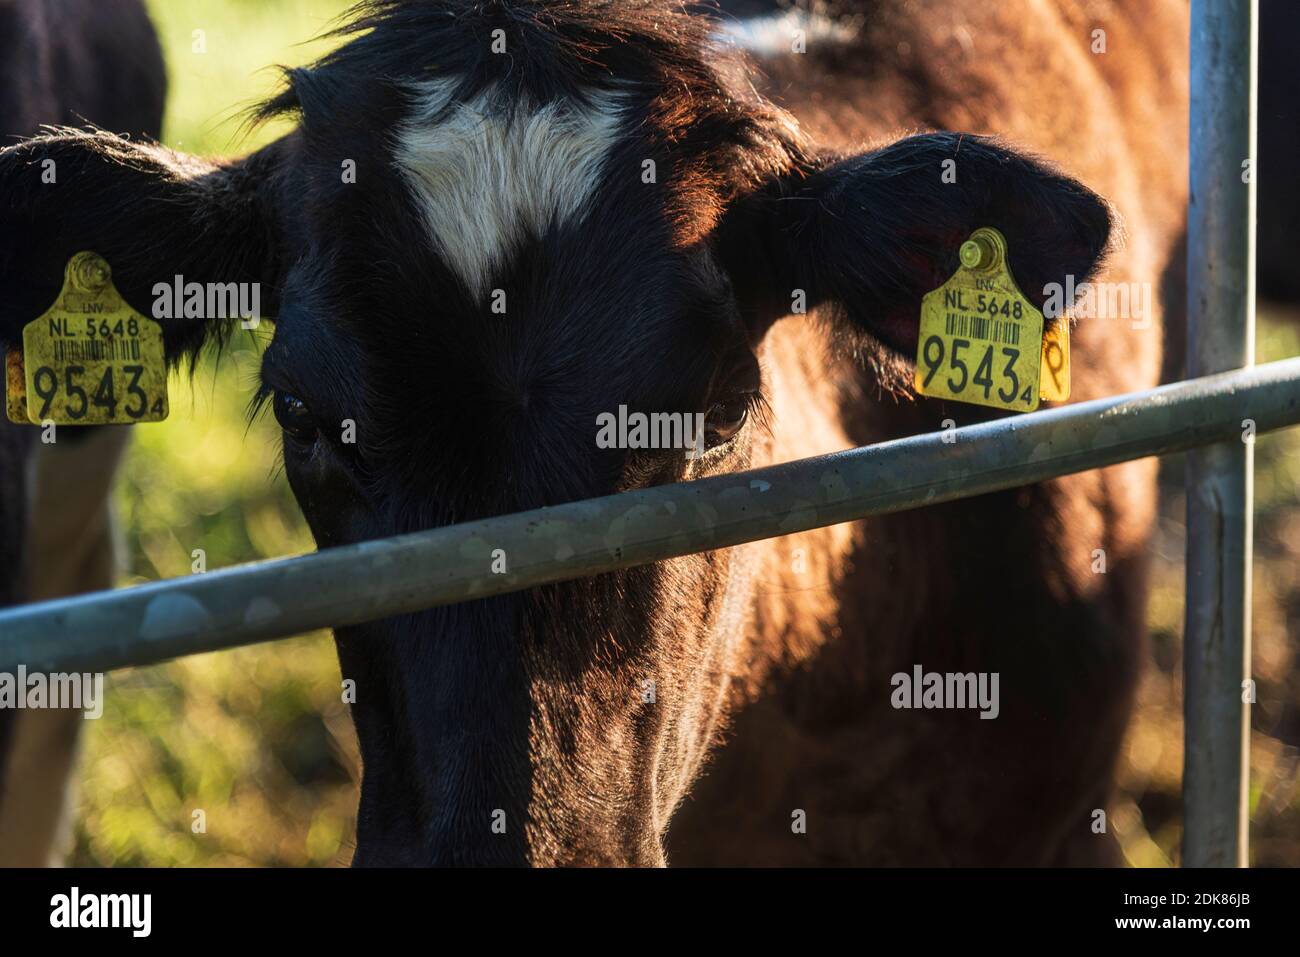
[17,252,169,426]
[914,226,1044,413]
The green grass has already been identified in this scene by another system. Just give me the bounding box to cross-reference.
[72,0,357,868]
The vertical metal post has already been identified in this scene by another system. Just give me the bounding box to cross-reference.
[1184,0,1257,868]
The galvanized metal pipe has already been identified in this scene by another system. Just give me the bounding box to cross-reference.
[0,358,1297,677]
[1184,0,1257,869]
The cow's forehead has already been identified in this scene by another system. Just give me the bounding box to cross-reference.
[261,2,810,301]
[273,105,734,403]
[394,81,628,298]
[260,1,808,379]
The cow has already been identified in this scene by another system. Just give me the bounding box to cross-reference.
[0,0,166,865]
[0,0,1188,865]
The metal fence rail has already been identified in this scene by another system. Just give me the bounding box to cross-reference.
[1,357,1298,676]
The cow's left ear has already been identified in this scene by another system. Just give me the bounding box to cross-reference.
[714,132,1113,351]
[0,129,288,363]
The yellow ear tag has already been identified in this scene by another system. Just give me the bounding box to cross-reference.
[4,349,30,424]
[6,252,168,426]
[915,227,1044,413]
[1038,320,1071,402]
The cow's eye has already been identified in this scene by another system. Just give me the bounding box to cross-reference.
[704,395,751,448]
[273,390,317,443]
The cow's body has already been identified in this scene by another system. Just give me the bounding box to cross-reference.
[0,0,165,865]
[0,0,1188,865]
[660,0,1189,865]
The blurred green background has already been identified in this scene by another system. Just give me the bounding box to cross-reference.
[74,0,358,867]
[69,0,1300,866]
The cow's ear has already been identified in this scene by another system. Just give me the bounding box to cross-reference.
[0,129,287,363]
[715,132,1113,353]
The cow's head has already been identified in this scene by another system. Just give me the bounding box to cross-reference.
[0,1,1110,865]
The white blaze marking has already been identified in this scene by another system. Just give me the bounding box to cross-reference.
[396,80,625,296]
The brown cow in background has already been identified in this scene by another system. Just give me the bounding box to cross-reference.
[669,0,1190,864]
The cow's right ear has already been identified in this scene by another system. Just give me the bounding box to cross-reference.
[0,129,287,363]
[713,132,1113,355]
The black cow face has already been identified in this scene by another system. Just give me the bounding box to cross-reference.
[0,1,1109,865]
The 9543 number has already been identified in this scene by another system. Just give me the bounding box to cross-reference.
[30,363,164,421]
[919,335,1034,407]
